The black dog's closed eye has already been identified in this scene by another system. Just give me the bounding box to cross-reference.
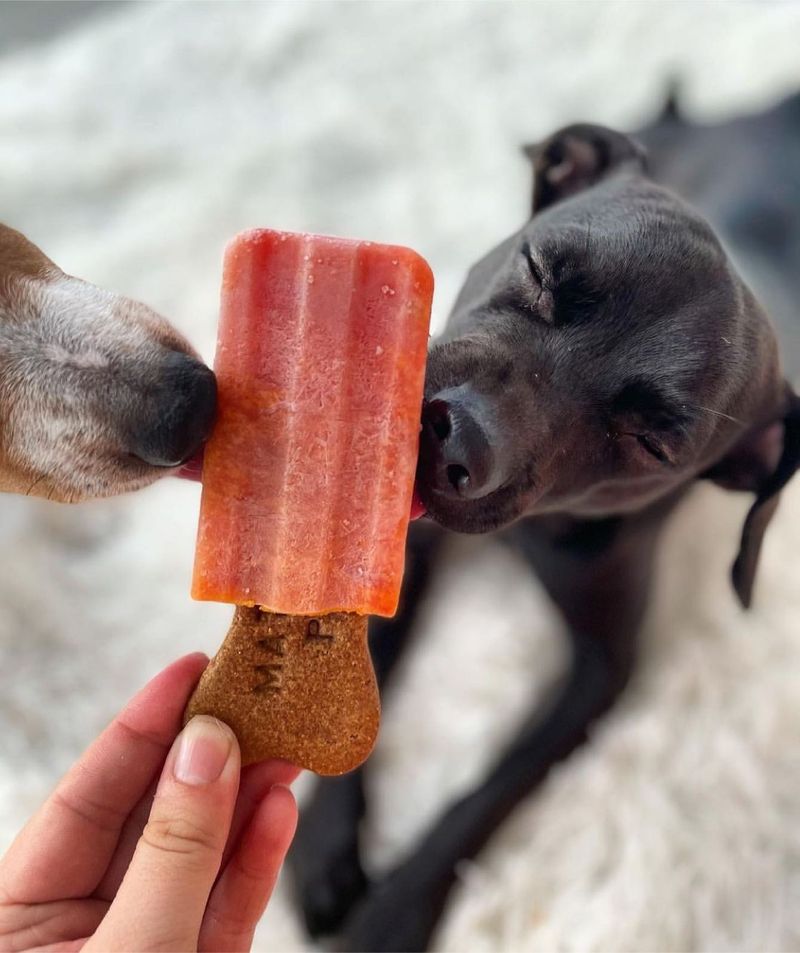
[518,243,553,321]
[618,432,672,465]
[611,380,691,466]
[522,242,606,328]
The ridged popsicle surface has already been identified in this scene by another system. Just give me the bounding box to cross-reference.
[192,229,433,617]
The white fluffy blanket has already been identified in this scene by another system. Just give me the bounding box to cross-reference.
[1,3,800,950]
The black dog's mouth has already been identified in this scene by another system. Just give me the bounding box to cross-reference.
[409,484,427,520]
[416,476,534,534]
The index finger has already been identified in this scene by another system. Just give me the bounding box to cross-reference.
[0,653,208,903]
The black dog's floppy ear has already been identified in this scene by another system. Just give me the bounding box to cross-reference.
[705,387,800,608]
[523,124,647,215]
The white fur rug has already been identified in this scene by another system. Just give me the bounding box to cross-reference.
[2,3,800,950]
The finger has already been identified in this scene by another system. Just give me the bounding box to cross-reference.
[92,777,157,902]
[199,785,298,952]
[0,653,208,903]
[86,716,240,953]
[95,760,299,902]
[220,760,300,869]
[0,897,107,952]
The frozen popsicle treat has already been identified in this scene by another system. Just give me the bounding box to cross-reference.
[185,229,433,774]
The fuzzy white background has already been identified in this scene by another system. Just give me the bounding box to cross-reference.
[2,2,800,950]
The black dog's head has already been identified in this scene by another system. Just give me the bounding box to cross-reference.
[417,123,800,606]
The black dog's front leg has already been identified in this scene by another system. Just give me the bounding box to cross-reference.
[289,521,445,937]
[341,508,672,952]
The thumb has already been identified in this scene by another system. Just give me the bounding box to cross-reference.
[87,715,240,953]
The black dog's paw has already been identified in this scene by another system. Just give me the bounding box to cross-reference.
[340,865,444,953]
[288,778,369,937]
[295,839,368,938]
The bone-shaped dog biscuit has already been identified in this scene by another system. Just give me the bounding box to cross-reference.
[186,229,433,774]
[185,608,378,774]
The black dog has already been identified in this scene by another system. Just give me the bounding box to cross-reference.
[290,91,800,951]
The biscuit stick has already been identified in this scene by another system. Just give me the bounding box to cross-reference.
[186,229,433,774]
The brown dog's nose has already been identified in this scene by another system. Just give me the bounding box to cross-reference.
[129,352,217,468]
[421,388,503,500]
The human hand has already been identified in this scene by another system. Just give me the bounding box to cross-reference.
[0,653,299,952]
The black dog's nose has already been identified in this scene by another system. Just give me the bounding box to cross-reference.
[130,352,217,468]
[421,388,502,500]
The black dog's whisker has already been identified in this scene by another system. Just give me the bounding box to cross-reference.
[692,404,745,426]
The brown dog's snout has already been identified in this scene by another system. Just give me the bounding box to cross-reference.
[127,351,217,468]
[420,387,506,500]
